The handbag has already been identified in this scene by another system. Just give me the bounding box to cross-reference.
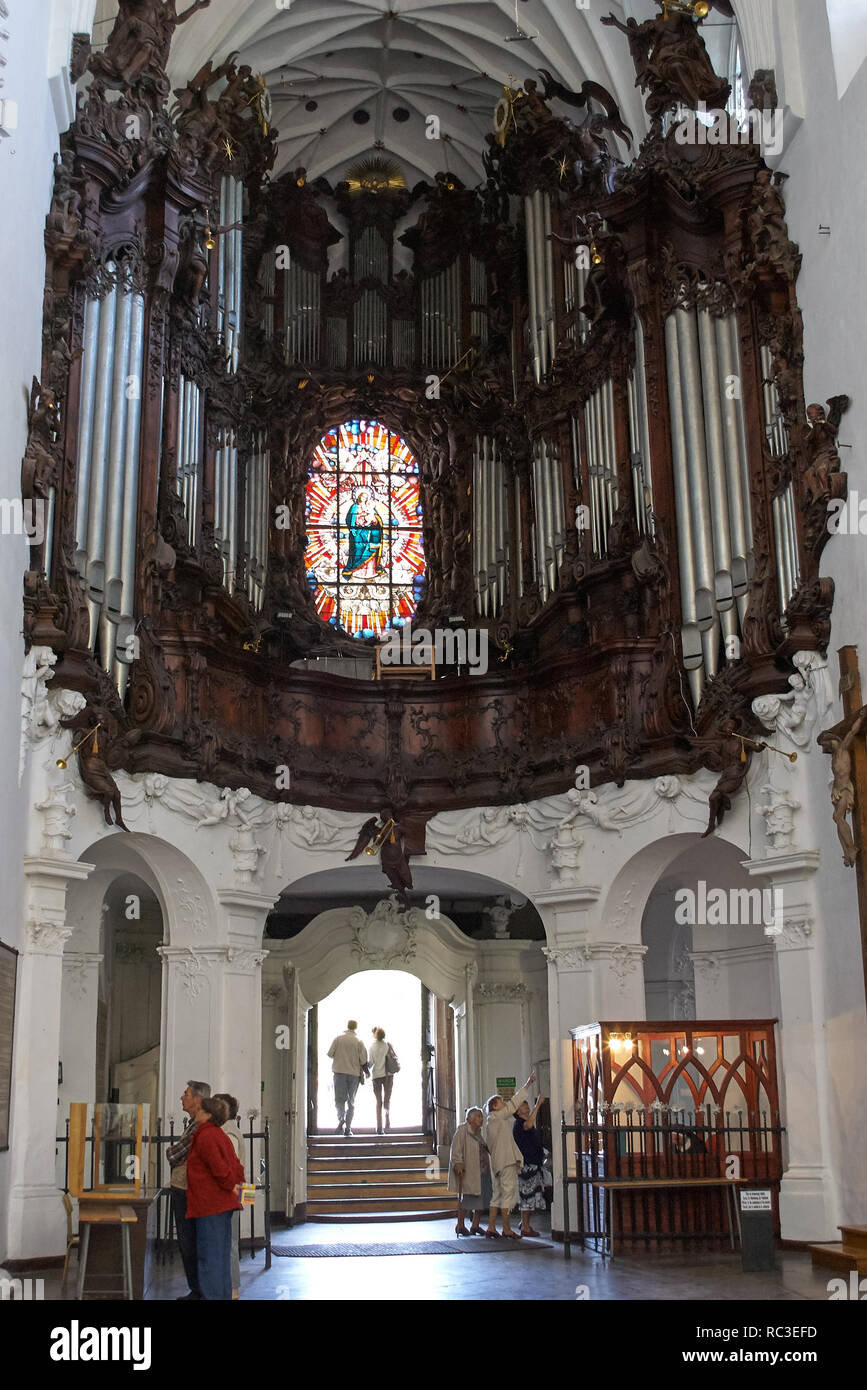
[385,1043,400,1075]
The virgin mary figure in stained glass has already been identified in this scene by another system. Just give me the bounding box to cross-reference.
[341,485,386,578]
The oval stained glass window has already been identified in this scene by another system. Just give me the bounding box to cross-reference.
[305,420,425,638]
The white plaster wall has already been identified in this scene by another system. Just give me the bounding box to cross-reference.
[0,0,95,1265]
[768,0,867,1226]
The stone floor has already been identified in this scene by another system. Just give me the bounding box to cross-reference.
[35,1215,837,1302]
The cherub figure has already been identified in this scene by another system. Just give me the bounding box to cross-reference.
[688,718,767,838]
[345,808,413,910]
[195,785,255,829]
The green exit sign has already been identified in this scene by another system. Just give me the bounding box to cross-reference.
[496,1077,516,1090]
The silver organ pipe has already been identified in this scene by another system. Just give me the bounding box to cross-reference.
[284,259,321,364]
[177,375,201,547]
[542,192,557,365]
[674,306,717,679]
[524,195,541,382]
[72,263,145,692]
[73,294,101,573]
[627,314,654,535]
[326,316,348,369]
[717,315,752,622]
[665,311,704,706]
[697,308,737,660]
[114,291,146,695]
[244,431,269,610]
[472,435,509,615]
[470,254,488,343]
[667,304,756,693]
[760,344,798,616]
[532,438,547,599]
[583,382,618,560]
[215,428,238,590]
[218,175,243,372]
[83,277,118,643]
[261,254,275,339]
[515,473,524,598]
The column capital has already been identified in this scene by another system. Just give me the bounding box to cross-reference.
[23,917,74,955]
[742,850,821,882]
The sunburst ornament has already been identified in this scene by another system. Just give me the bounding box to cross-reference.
[493,82,521,147]
[223,137,235,162]
[344,157,406,195]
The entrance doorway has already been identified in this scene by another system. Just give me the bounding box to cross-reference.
[313,970,423,1132]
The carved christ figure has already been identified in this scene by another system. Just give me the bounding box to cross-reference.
[822,707,867,867]
[89,0,212,96]
[346,809,413,910]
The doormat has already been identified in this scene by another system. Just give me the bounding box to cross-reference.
[271,1240,553,1258]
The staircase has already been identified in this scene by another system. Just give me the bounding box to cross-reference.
[307,1128,455,1223]
[809,1226,867,1276]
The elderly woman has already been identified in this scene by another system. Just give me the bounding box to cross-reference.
[186,1095,245,1301]
[448,1107,491,1236]
[513,1096,546,1237]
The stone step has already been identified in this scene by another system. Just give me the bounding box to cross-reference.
[309,1155,431,1172]
[308,1167,441,1183]
[308,1143,433,1160]
[309,1209,455,1224]
[839,1225,867,1254]
[305,1181,452,1200]
[808,1242,867,1276]
[307,1193,456,1216]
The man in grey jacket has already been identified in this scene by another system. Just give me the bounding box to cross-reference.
[484,1073,536,1237]
[327,1020,369,1136]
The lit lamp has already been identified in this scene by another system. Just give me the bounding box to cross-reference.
[56,723,102,769]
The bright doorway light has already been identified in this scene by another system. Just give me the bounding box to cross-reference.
[318,970,422,1130]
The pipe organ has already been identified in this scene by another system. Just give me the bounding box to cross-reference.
[25,15,847,811]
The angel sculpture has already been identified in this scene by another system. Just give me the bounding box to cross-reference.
[88,0,212,104]
[59,707,142,831]
[346,809,413,911]
[601,3,731,122]
[688,719,767,838]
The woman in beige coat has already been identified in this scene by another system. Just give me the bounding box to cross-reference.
[484,1073,535,1238]
[448,1107,491,1236]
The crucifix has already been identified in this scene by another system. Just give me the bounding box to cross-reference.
[818,646,867,1006]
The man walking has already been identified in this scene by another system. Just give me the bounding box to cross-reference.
[327,1020,369,1136]
[167,1079,211,1299]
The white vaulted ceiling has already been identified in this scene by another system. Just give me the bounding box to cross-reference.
[91,0,656,186]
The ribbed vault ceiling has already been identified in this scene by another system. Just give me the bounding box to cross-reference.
[92,0,657,185]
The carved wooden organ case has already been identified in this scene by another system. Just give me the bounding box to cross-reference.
[23,23,849,822]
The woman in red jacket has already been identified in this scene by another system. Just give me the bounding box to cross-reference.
[185,1096,245,1300]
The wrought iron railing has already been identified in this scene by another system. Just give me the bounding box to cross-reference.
[560,1106,784,1258]
[56,1116,272,1270]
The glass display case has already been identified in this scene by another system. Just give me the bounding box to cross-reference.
[68,1102,150,1200]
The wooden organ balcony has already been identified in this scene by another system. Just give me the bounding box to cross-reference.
[21,16,850,819]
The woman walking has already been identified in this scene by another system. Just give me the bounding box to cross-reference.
[368,1026,395,1134]
[186,1095,245,1301]
[513,1096,547,1237]
[448,1107,492,1236]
